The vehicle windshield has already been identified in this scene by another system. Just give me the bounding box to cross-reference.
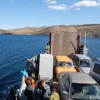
[58,61,73,67]
[71,83,100,100]
[80,59,91,67]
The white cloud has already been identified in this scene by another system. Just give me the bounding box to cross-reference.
[43,0,100,11]
[74,0,99,7]
[48,4,68,10]
[44,0,57,5]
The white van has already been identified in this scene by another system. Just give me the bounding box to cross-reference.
[72,54,92,73]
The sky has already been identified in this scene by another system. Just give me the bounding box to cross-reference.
[0,0,100,29]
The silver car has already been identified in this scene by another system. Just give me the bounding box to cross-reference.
[89,58,100,85]
[59,72,100,100]
[72,54,92,73]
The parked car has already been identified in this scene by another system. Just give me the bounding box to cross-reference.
[72,54,92,73]
[89,58,100,85]
[54,56,78,78]
[59,72,100,100]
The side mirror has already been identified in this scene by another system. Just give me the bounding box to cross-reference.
[62,91,68,95]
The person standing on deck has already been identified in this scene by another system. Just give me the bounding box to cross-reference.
[24,77,35,100]
[49,87,60,100]
[19,76,27,100]
[31,77,37,90]
[36,80,51,100]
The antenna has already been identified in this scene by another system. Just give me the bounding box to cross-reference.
[82,30,88,55]
[84,31,87,47]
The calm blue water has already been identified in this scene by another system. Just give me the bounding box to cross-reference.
[0,34,49,94]
[0,34,100,97]
[82,37,100,58]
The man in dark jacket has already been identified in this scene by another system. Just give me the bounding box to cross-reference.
[25,77,34,100]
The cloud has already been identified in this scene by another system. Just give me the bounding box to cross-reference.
[44,0,68,11]
[44,0,57,5]
[48,4,68,10]
[73,0,100,7]
[43,0,100,11]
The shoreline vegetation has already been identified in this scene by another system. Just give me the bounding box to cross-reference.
[0,24,100,38]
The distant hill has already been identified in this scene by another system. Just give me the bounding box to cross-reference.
[76,24,100,38]
[6,27,51,35]
[0,24,100,38]
[0,29,7,33]
[0,26,51,35]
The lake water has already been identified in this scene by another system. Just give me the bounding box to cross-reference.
[0,34,49,95]
[82,37,100,58]
[0,34,100,97]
